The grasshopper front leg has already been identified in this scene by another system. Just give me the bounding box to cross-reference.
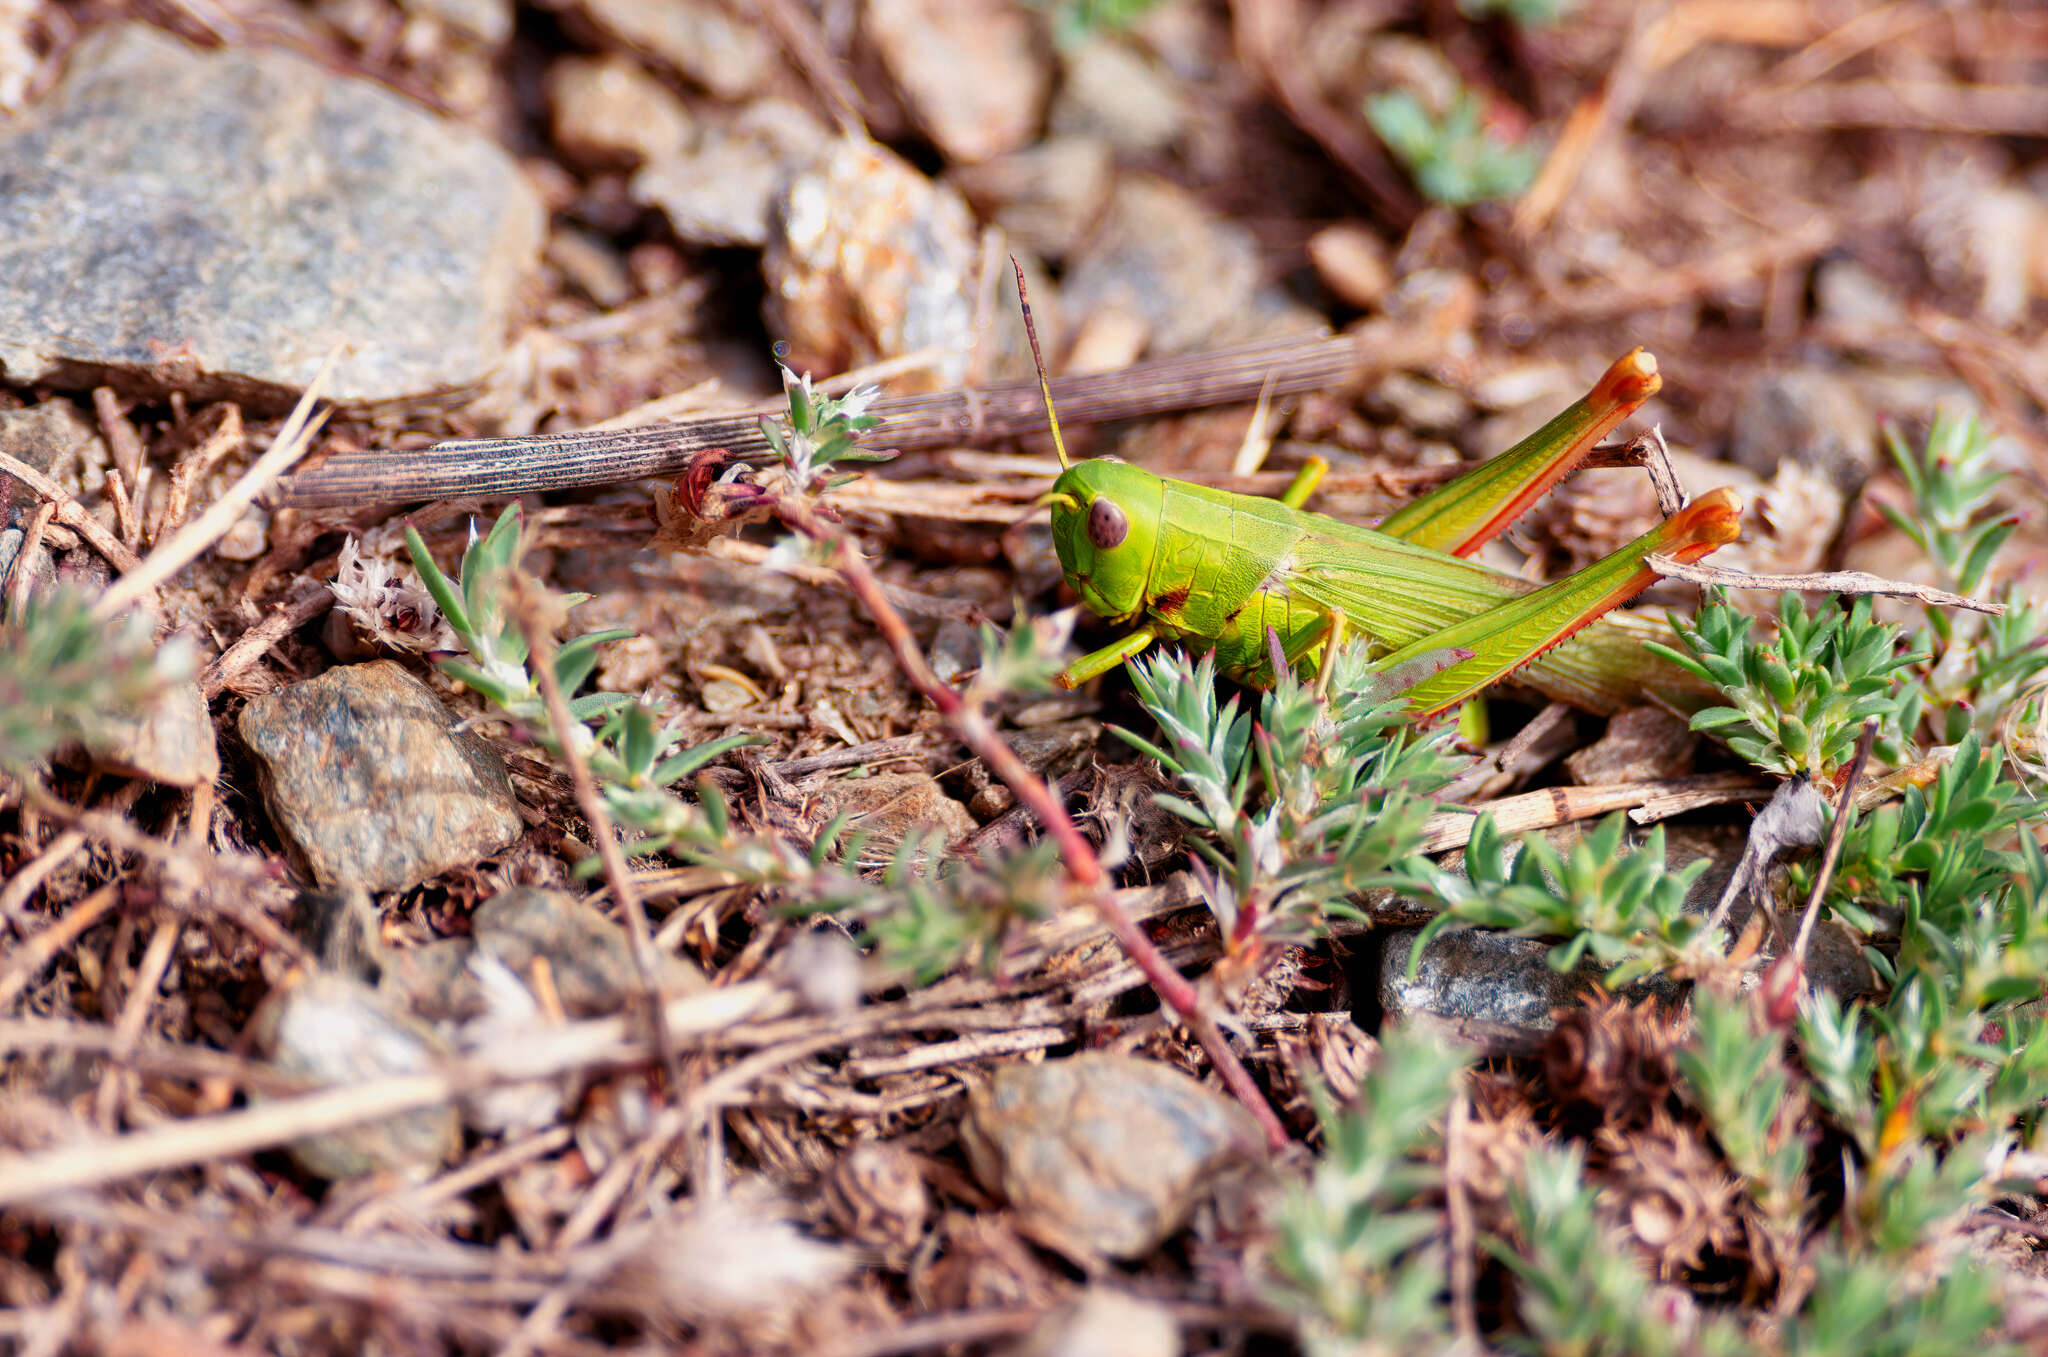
[1058,626,1158,688]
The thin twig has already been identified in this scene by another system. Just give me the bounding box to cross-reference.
[0,981,786,1207]
[746,0,868,136]
[157,404,246,538]
[15,778,307,963]
[1418,772,1773,854]
[0,449,145,574]
[3,500,55,618]
[200,583,335,698]
[508,572,683,1094]
[92,386,146,486]
[1647,554,2005,614]
[94,356,333,622]
[1701,777,1831,942]
[1790,720,1879,970]
[274,325,1448,507]
[0,882,122,1013]
[1623,426,1689,517]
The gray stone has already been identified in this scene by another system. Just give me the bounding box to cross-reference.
[471,887,705,1013]
[1062,177,1315,358]
[1380,825,1743,1033]
[576,0,776,101]
[80,675,220,789]
[0,24,543,405]
[1727,368,1877,490]
[548,54,695,169]
[237,660,522,891]
[634,100,829,248]
[764,139,981,391]
[1382,822,1879,1031]
[961,1053,1261,1260]
[867,0,1050,165]
[1381,925,1672,1033]
[379,888,707,1023]
[949,137,1114,263]
[254,973,460,1179]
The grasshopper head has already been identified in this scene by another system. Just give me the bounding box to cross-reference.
[1045,458,1164,622]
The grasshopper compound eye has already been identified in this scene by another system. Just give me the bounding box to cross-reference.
[1087,498,1129,549]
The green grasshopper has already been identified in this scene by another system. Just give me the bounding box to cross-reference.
[1026,322,1742,717]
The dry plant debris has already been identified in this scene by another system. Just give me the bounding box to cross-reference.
[3,2,2048,1355]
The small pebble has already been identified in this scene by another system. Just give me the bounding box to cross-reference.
[470,886,706,1014]
[401,0,513,46]
[634,100,830,248]
[949,138,1114,263]
[548,54,694,169]
[867,0,1050,165]
[237,661,522,891]
[1563,707,1698,786]
[1727,368,1877,490]
[1062,177,1312,357]
[0,400,107,506]
[575,0,776,100]
[1009,1288,1180,1357]
[1307,223,1393,311]
[961,1053,1262,1260]
[814,771,977,847]
[254,973,460,1180]
[79,673,219,790]
[1049,38,1189,158]
[822,1140,931,1256]
[765,139,981,391]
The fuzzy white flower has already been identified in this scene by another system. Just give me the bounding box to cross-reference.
[330,537,457,654]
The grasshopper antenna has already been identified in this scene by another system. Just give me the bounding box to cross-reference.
[1012,255,1071,471]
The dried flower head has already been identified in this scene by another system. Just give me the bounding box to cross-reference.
[331,536,456,654]
[1543,995,1680,1129]
[822,1140,931,1257]
[1596,1115,1743,1276]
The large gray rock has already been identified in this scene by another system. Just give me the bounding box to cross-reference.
[0,24,543,405]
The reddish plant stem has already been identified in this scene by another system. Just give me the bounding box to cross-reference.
[775,495,1288,1151]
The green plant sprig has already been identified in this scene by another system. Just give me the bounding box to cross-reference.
[1394,812,1719,988]
[1650,591,1920,780]
[1116,638,1465,961]
[0,588,194,774]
